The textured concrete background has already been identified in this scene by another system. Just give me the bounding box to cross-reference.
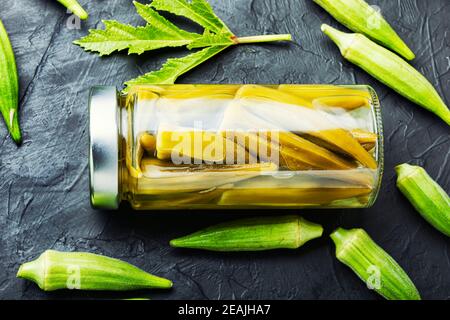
[0,0,449,300]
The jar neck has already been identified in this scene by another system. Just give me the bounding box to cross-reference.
[117,94,127,202]
[117,92,139,203]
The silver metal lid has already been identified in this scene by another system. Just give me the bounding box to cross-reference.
[89,86,119,209]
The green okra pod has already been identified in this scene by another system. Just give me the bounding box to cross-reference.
[57,0,89,20]
[170,215,323,252]
[313,0,415,60]
[0,20,21,144]
[396,163,450,237]
[17,250,173,291]
[321,24,450,126]
[330,228,421,300]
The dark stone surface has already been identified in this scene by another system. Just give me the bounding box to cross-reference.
[0,0,449,300]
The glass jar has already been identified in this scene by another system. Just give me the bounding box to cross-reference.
[89,84,383,210]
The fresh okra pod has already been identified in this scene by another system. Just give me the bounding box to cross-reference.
[17,250,173,291]
[170,215,323,252]
[396,164,450,237]
[0,20,21,144]
[321,24,450,126]
[57,0,89,20]
[313,0,415,60]
[330,228,421,300]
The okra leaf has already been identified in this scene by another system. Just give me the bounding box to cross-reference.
[187,30,235,49]
[124,45,229,90]
[150,0,233,35]
[74,20,199,56]
[133,1,200,40]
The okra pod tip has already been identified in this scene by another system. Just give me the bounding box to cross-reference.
[329,227,353,252]
[17,259,45,289]
[1,104,21,145]
[298,217,324,246]
[58,0,89,20]
[321,24,355,56]
[395,163,416,180]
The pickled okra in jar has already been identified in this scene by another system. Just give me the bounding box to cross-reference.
[89,84,383,210]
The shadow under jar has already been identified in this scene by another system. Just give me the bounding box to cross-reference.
[89,84,383,210]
